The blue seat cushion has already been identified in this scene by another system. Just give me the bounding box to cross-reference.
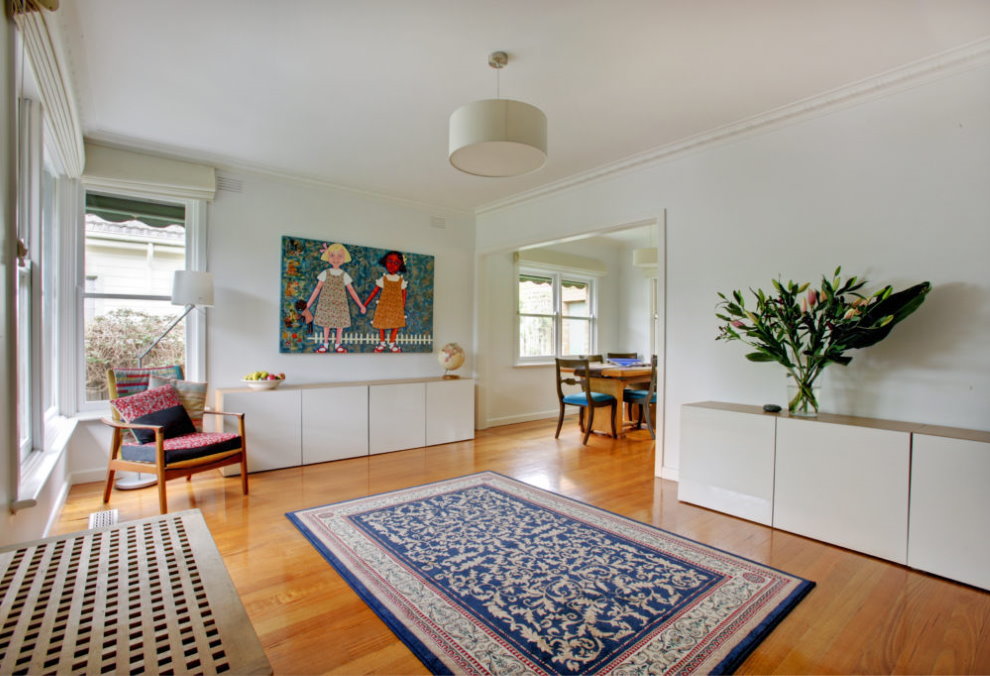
[122,432,242,465]
[623,389,657,403]
[563,392,615,406]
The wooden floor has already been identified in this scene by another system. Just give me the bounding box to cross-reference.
[54,419,990,675]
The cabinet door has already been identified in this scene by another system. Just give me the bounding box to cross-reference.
[774,417,909,563]
[426,379,475,446]
[679,405,776,525]
[909,435,990,590]
[220,389,302,474]
[302,386,369,464]
[368,383,426,454]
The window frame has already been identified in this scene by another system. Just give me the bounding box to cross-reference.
[72,188,208,415]
[515,264,598,365]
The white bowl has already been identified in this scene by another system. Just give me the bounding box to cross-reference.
[242,378,283,390]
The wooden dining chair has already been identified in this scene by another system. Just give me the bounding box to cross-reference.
[623,355,658,439]
[606,352,638,360]
[555,357,617,444]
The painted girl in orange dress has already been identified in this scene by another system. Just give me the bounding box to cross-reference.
[364,251,408,353]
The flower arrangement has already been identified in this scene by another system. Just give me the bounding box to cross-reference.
[715,268,931,416]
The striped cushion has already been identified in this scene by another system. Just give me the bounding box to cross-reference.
[149,375,207,431]
[108,365,184,398]
[563,392,616,406]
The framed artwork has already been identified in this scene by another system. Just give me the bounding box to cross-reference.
[279,236,434,354]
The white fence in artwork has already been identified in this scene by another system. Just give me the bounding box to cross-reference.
[307,331,433,348]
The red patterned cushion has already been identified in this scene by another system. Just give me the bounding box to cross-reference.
[112,385,182,420]
[111,385,197,443]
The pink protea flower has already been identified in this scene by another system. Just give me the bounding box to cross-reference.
[807,289,819,308]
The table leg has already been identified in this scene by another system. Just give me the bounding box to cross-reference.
[588,377,625,438]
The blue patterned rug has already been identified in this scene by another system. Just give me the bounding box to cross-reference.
[287,472,813,675]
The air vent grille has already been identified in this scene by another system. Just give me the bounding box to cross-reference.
[216,176,243,192]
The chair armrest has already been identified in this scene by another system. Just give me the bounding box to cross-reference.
[99,417,165,432]
[202,410,244,419]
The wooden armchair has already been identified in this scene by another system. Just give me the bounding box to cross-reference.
[102,367,248,514]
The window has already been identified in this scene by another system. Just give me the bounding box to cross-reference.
[15,98,44,463]
[81,193,187,403]
[517,267,596,362]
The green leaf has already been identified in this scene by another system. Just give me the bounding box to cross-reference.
[832,281,931,350]
[745,352,777,362]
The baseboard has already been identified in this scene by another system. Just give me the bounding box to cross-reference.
[42,478,72,538]
[659,466,679,482]
[483,409,563,428]
[72,468,109,485]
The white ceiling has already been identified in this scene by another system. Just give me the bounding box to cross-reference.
[55,0,990,213]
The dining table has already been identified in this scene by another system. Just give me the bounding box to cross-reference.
[568,363,653,438]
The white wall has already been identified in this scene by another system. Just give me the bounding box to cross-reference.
[477,61,990,477]
[207,169,475,387]
[477,237,625,427]
[59,170,478,489]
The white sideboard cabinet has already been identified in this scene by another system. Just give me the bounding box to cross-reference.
[217,377,474,474]
[774,416,910,563]
[679,404,776,525]
[679,401,990,589]
[369,382,427,454]
[302,385,369,463]
[909,433,990,590]
[218,388,302,473]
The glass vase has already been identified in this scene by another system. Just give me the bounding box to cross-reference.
[786,374,821,417]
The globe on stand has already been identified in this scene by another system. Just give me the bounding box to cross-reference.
[438,342,466,379]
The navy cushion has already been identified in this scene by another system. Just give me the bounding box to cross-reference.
[623,389,657,404]
[563,392,615,406]
[130,404,196,444]
[122,432,243,465]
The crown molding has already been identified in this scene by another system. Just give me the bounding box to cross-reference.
[14,4,84,177]
[477,37,990,216]
[83,132,474,218]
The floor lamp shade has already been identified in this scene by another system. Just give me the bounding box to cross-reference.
[449,99,547,177]
[172,270,213,306]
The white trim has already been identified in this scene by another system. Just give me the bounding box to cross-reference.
[185,199,208,381]
[83,141,216,202]
[12,7,83,177]
[84,132,474,217]
[477,37,990,216]
[484,410,565,429]
[515,265,598,364]
[73,187,208,413]
[10,414,76,512]
[70,468,108,485]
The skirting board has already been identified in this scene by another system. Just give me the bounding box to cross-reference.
[481,409,565,429]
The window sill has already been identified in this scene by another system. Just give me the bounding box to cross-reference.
[10,415,78,512]
[514,360,554,368]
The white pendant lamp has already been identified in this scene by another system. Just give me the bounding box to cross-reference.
[449,51,547,177]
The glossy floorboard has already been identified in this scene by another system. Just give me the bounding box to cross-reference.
[54,419,990,675]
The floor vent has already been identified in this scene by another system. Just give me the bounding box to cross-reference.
[87,509,118,529]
